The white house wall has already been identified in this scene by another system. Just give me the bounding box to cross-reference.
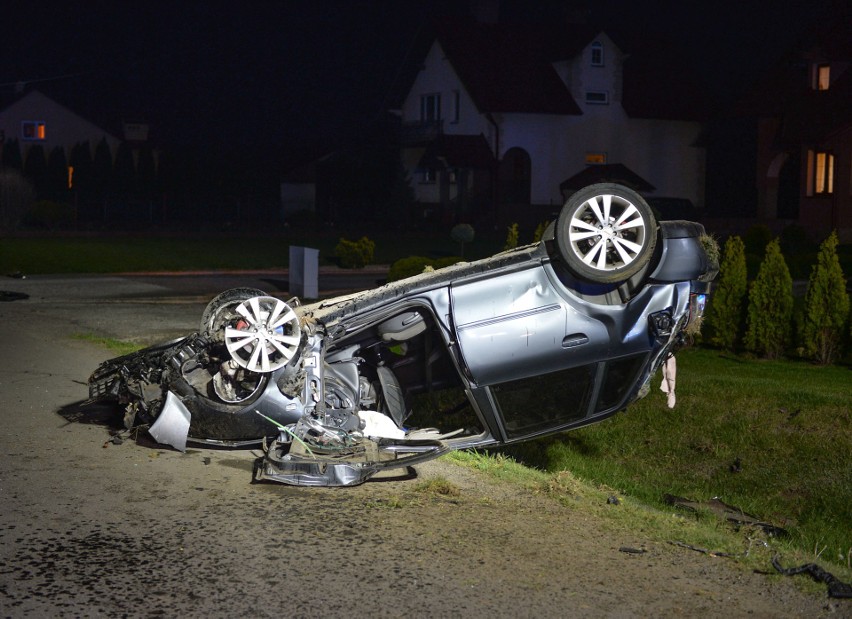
[401,34,705,208]
[402,42,492,139]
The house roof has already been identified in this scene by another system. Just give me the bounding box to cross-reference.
[427,18,586,115]
[392,17,707,121]
[559,163,656,193]
[418,134,496,170]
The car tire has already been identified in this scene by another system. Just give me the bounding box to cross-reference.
[200,287,268,342]
[554,183,658,284]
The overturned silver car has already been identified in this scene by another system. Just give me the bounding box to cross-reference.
[88,184,717,486]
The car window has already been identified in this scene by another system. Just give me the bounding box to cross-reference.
[492,364,595,439]
[595,354,647,411]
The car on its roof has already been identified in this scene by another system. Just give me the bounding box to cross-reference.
[88,183,717,486]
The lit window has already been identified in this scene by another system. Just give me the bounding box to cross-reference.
[585,153,607,164]
[807,150,834,195]
[815,64,830,90]
[21,121,46,140]
[591,41,604,67]
[67,165,74,189]
[421,93,441,122]
[585,91,608,105]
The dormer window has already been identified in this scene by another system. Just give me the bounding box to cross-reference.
[591,41,604,67]
[814,63,830,90]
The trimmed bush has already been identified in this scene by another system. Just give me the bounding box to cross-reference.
[503,223,519,251]
[450,223,475,258]
[799,231,850,364]
[533,221,550,243]
[745,239,793,359]
[387,255,463,282]
[335,236,375,269]
[704,235,747,351]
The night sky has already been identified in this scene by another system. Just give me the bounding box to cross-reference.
[0,1,843,163]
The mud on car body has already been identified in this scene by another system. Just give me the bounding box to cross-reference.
[88,184,717,486]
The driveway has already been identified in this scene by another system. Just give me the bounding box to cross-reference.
[0,275,837,617]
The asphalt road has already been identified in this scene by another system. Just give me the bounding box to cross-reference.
[0,274,838,617]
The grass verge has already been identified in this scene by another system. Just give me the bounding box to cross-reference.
[498,348,851,569]
[446,449,852,594]
[72,334,142,356]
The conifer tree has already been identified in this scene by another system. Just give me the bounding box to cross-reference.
[745,239,793,359]
[799,231,850,364]
[704,235,747,350]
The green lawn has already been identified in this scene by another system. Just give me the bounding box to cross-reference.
[504,348,851,566]
[0,232,505,274]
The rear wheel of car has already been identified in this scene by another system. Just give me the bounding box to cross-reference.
[554,183,658,284]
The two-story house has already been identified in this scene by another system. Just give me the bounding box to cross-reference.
[740,19,851,242]
[394,15,707,226]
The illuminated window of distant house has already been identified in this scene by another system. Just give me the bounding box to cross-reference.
[421,93,441,122]
[585,91,608,105]
[67,166,74,189]
[807,150,834,195]
[815,64,830,90]
[585,153,607,164]
[591,41,604,66]
[21,121,46,140]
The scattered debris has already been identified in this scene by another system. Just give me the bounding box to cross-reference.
[669,540,737,558]
[618,547,647,554]
[664,494,788,537]
[607,495,621,505]
[772,556,852,599]
[729,457,742,473]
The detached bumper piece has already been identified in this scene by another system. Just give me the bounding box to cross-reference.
[254,437,451,487]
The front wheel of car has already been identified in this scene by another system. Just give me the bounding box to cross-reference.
[200,287,269,343]
[554,183,658,284]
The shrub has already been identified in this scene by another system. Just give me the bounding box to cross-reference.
[23,200,74,230]
[450,223,475,258]
[533,221,550,243]
[799,231,850,364]
[744,239,793,359]
[387,255,463,282]
[704,235,747,351]
[503,223,519,251]
[335,236,375,269]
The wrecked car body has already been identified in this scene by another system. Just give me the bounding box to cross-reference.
[88,184,717,486]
